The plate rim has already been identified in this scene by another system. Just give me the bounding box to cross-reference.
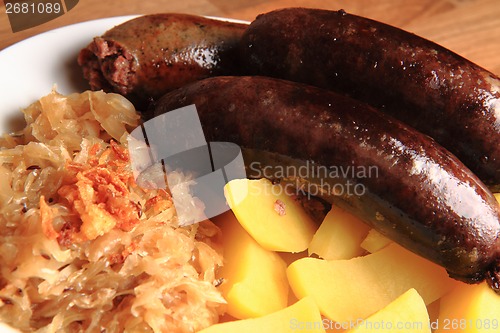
[0,14,249,132]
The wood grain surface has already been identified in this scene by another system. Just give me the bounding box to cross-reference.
[1,0,499,74]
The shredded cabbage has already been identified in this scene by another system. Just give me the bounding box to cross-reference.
[0,90,226,332]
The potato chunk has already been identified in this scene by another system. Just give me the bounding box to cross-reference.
[435,282,500,333]
[287,243,456,322]
[224,178,317,252]
[198,297,325,333]
[344,288,431,333]
[309,205,370,260]
[214,212,288,319]
[360,229,392,253]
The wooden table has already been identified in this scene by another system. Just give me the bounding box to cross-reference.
[1,0,499,75]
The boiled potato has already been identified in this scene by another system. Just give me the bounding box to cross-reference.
[224,178,317,252]
[360,229,392,253]
[278,251,308,306]
[214,211,288,319]
[287,243,457,322]
[198,297,325,333]
[434,282,500,333]
[425,299,441,329]
[309,205,370,260]
[213,182,499,330]
[344,288,430,333]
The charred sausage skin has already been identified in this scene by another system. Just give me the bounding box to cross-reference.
[78,13,247,109]
[152,76,500,293]
[241,8,500,187]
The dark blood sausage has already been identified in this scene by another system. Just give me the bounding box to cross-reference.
[78,13,247,110]
[152,76,500,293]
[240,8,500,187]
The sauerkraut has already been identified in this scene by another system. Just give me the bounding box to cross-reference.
[0,90,226,332]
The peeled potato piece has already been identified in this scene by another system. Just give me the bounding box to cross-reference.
[224,178,317,252]
[309,205,370,260]
[435,282,500,333]
[360,229,392,253]
[214,211,288,319]
[345,288,431,333]
[198,297,325,333]
[287,243,457,322]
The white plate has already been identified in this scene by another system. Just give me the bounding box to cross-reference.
[0,16,138,331]
[0,14,251,332]
[0,15,248,134]
[0,15,138,133]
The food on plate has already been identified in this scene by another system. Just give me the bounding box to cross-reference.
[3,7,500,332]
[287,242,457,322]
[212,202,499,332]
[435,282,500,333]
[152,75,500,292]
[344,288,431,333]
[0,90,226,332]
[240,7,500,187]
[308,205,370,260]
[223,178,317,252]
[213,211,288,319]
[198,296,325,333]
[360,229,392,253]
[78,13,247,110]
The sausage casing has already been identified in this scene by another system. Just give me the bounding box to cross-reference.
[151,76,500,292]
[240,7,500,187]
[78,13,247,109]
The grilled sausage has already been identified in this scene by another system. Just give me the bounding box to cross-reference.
[78,13,247,110]
[150,76,500,292]
[240,7,500,188]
